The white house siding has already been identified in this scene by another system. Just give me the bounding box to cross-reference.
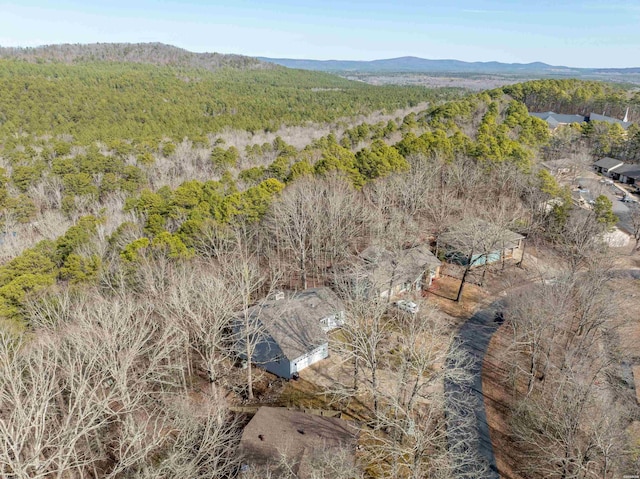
[320,312,345,332]
[290,343,329,376]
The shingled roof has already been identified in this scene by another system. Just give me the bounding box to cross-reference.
[359,243,441,292]
[439,218,524,254]
[240,407,359,478]
[530,111,586,126]
[613,163,640,178]
[240,288,343,361]
[588,112,633,130]
[593,157,624,170]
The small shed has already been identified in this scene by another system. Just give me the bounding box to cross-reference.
[239,407,359,478]
[235,288,345,379]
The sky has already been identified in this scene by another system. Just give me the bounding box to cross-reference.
[1,0,639,68]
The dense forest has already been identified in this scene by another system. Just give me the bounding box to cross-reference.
[0,47,638,478]
[0,42,269,71]
[0,60,452,141]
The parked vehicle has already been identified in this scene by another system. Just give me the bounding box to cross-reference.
[394,300,419,314]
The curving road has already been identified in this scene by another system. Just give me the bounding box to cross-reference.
[444,267,640,478]
[445,300,504,479]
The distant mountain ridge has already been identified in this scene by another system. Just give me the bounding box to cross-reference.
[0,42,272,72]
[2,44,638,76]
[257,56,640,75]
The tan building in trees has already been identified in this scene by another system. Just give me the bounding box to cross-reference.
[239,407,359,478]
[355,244,442,299]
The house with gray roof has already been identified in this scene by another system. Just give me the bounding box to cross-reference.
[612,163,640,185]
[530,111,587,129]
[355,243,441,299]
[588,112,633,130]
[593,157,624,177]
[438,219,525,268]
[234,287,345,379]
[239,407,359,478]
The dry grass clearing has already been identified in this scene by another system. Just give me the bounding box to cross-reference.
[425,276,488,318]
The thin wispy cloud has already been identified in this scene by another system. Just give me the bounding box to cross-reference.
[583,2,640,13]
[461,9,511,14]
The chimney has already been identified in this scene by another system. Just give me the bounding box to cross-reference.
[623,107,630,123]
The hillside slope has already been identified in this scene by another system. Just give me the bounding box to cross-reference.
[0,59,446,142]
[0,42,268,72]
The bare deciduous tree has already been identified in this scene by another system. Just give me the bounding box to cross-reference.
[627,202,640,252]
[221,233,273,401]
[266,174,370,289]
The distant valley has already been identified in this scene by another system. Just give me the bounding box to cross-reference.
[259,56,640,86]
[258,55,640,75]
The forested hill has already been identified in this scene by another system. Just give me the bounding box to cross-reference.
[0,42,267,72]
[259,56,572,74]
[259,55,640,76]
[0,59,448,142]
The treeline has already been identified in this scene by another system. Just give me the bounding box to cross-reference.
[0,42,267,71]
[503,78,640,121]
[0,60,456,142]
[0,89,557,327]
[0,74,633,476]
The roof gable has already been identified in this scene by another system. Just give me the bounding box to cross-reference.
[530,111,586,125]
[439,219,524,254]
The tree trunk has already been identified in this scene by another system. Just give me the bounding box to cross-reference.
[353,354,358,391]
[246,340,254,400]
[456,251,475,302]
[518,237,527,268]
[372,362,379,415]
[300,248,307,290]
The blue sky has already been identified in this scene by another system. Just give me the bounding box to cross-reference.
[1,0,639,67]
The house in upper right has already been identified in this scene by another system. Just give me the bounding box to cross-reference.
[593,157,624,177]
[611,164,640,185]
